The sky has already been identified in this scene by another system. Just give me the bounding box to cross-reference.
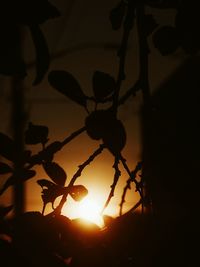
[0,0,186,219]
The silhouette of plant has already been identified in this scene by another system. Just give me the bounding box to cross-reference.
[1,1,199,266]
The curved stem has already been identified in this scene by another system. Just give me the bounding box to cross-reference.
[26,126,86,169]
[55,144,105,214]
[112,2,135,116]
[119,161,142,216]
[101,156,121,214]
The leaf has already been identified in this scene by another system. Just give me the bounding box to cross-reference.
[102,119,126,156]
[37,179,55,188]
[0,162,13,174]
[48,70,87,107]
[25,122,49,145]
[37,179,65,206]
[43,162,67,186]
[110,1,126,30]
[152,26,179,55]
[92,71,116,101]
[0,169,36,195]
[85,110,114,140]
[0,132,15,161]
[41,141,62,162]
[29,25,50,85]
[69,185,88,201]
[0,205,13,218]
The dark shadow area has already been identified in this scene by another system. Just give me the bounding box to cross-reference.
[143,57,200,266]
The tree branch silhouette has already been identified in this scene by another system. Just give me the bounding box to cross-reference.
[101,156,121,214]
[112,1,135,115]
[55,144,105,214]
[26,126,86,169]
[119,161,142,216]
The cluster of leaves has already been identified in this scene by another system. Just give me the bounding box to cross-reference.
[48,70,126,156]
[0,122,88,214]
[1,0,193,218]
[0,0,198,266]
[0,0,60,84]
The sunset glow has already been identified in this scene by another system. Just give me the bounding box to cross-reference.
[62,195,105,227]
[76,197,104,227]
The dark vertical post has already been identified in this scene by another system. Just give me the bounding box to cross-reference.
[11,28,26,216]
[136,4,152,214]
[12,77,26,215]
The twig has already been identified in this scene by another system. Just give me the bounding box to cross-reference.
[101,156,121,214]
[26,126,86,169]
[119,161,142,216]
[55,144,105,214]
[112,2,135,115]
[118,80,141,106]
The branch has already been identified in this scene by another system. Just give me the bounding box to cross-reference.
[26,126,86,169]
[118,79,141,106]
[55,144,105,214]
[112,1,135,115]
[119,161,142,216]
[101,156,121,214]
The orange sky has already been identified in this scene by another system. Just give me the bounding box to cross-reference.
[0,0,184,220]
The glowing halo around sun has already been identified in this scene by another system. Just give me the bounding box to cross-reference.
[62,195,104,227]
[77,197,104,227]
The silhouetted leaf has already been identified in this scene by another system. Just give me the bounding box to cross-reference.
[0,132,15,161]
[110,1,126,30]
[0,205,13,218]
[41,141,62,162]
[85,110,114,140]
[43,162,67,186]
[25,122,49,145]
[37,179,55,188]
[103,119,126,156]
[48,70,87,107]
[30,25,50,85]
[0,169,36,195]
[37,179,65,206]
[69,185,88,201]
[92,71,116,101]
[0,162,13,174]
[153,26,179,55]
[144,14,158,35]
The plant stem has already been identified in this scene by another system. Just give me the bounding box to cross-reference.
[55,144,105,214]
[101,156,120,214]
[119,161,142,216]
[112,1,135,116]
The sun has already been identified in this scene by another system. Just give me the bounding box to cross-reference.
[77,197,104,227]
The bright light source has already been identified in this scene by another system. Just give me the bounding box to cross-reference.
[77,197,104,227]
